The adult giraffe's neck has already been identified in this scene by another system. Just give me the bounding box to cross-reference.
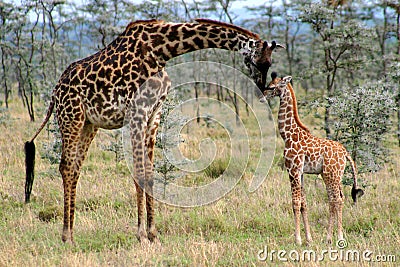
[124,19,259,65]
[278,83,310,141]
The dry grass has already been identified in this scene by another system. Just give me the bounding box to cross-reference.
[0,97,399,266]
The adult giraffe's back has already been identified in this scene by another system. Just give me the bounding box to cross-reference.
[24,19,282,243]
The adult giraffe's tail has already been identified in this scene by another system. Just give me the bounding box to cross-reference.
[25,97,55,203]
[346,153,364,204]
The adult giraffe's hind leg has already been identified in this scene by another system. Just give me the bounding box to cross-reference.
[69,124,98,242]
[59,125,83,243]
[59,121,98,243]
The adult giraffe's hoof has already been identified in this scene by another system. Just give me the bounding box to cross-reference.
[62,229,73,244]
[136,229,149,243]
[147,228,159,243]
[150,235,161,247]
[61,235,75,245]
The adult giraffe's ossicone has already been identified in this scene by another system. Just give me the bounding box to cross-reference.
[24,19,283,244]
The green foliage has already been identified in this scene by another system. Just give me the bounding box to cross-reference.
[331,80,396,174]
[389,62,400,83]
[41,116,62,165]
[38,205,62,222]
[204,157,229,178]
[154,94,188,194]
[0,106,11,125]
[100,130,124,165]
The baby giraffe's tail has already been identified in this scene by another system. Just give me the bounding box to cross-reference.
[346,153,364,204]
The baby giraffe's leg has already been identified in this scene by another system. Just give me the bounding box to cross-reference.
[289,171,303,245]
[327,202,335,244]
[323,171,345,244]
[336,208,344,241]
[336,185,344,241]
[300,175,313,244]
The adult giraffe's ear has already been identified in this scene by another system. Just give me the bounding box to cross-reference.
[271,40,285,50]
[263,41,269,49]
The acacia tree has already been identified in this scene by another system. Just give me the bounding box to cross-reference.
[0,1,13,108]
[386,2,400,146]
[12,3,38,121]
[331,79,395,175]
[78,0,130,49]
[389,62,400,146]
[297,1,374,137]
[0,0,71,120]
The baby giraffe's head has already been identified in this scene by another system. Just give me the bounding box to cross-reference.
[259,72,292,103]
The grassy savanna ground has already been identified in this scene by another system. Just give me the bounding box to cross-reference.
[0,91,399,266]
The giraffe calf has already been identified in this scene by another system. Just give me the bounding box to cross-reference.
[262,73,364,245]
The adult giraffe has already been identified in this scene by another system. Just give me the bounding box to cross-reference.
[261,73,364,245]
[24,19,283,244]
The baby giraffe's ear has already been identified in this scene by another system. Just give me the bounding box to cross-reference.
[282,76,292,84]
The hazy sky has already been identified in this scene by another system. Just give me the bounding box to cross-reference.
[7,0,270,22]
[7,0,267,8]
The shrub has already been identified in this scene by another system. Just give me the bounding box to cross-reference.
[331,79,396,176]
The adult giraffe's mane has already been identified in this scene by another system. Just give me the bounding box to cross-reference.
[286,82,310,133]
[124,19,260,41]
[194,18,260,40]
[125,19,164,30]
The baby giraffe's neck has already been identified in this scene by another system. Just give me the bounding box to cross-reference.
[277,83,310,141]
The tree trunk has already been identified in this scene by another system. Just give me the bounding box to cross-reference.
[397,93,400,147]
[324,68,333,138]
[397,10,400,146]
[1,47,8,108]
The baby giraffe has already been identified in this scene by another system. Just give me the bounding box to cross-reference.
[261,73,364,245]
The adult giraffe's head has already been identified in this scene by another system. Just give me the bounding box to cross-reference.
[242,41,285,91]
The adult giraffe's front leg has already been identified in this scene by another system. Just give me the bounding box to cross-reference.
[129,110,149,243]
[144,107,162,243]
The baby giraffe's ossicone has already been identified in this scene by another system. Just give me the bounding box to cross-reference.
[262,73,364,245]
